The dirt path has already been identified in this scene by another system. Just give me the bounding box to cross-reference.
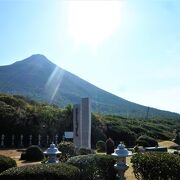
[158,140,177,148]
[0,149,41,167]
[125,156,136,180]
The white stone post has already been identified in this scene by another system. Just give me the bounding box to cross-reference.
[1,134,5,147]
[20,134,23,147]
[38,134,41,146]
[12,134,15,147]
[46,135,49,146]
[55,134,58,145]
[29,135,32,146]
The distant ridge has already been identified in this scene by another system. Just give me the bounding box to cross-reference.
[0,54,179,119]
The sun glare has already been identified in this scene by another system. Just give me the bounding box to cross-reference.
[45,66,64,103]
[68,1,123,49]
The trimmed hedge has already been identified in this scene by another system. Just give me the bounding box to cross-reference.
[67,154,116,180]
[169,145,180,150]
[21,145,44,161]
[131,152,180,180]
[67,154,96,180]
[78,148,95,155]
[94,154,117,180]
[58,141,76,162]
[0,155,17,173]
[136,135,158,147]
[105,138,114,154]
[0,163,80,180]
[96,140,106,152]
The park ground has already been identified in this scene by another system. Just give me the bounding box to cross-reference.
[0,141,178,180]
[0,148,136,179]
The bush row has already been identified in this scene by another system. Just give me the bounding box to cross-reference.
[58,141,95,162]
[20,145,44,161]
[0,155,17,173]
[169,145,180,150]
[0,154,116,180]
[131,152,180,180]
[96,140,106,152]
[0,163,80,180]
[136,135,158,147]
[67,154,117,180]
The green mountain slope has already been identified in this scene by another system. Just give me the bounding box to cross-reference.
[0,54,179,119]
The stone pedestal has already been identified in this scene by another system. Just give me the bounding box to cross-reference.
[44,143,61,163]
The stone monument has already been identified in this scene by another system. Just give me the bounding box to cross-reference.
[73,97,91,149]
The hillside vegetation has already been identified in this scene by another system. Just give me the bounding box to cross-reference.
[0,54,180,119]
[0,94,179,147]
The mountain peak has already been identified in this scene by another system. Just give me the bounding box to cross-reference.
[13,54,55,68]
[24,54,51,63]
[29,54,49,60]
[0,55,179,119]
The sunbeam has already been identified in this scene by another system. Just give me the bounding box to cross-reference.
[45,66,64,104]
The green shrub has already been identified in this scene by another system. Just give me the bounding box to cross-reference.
[105,138,115,154]
[131,152,180,180]
[169,145,180,150]
[58,141,76,162]
[96,140,106,152]
[133,145,141,153]
[136,139,149,147]
[23,145,44,161]
[174,151,180,155]
[91,125,107,148]
[174,131,180,145]
[0,163,80,180]
[0,155,17,173]
[78,148,95,155]
[19,152,26,160]
[94,154,117,180]
[136,135,158,147]
[67,154,96,180]
[67,154,116,180]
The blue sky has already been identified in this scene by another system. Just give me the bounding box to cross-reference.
[0,0,180,113]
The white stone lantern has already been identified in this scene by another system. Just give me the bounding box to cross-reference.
[44,143,61,163]
[112,142,132,180]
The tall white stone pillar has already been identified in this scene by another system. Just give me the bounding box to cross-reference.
[81,98,91,149]
[73,98,91,149]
